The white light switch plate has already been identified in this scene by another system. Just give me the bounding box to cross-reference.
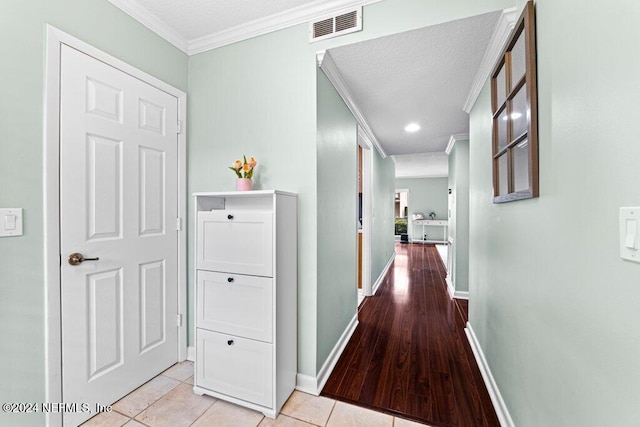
[620,207,640,263]
[0,208,23,237]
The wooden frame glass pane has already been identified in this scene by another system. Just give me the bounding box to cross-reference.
[513,139,530,192]
[490,0,538,203]
[497,154,509,196]
[497,108,509,152]
[511,84,528,140]
[510,32,526,85]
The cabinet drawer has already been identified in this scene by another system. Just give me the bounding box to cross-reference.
[197,271,273,342]
[197,210,273,277]
[196,329,273,408]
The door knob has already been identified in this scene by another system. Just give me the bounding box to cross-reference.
[68,252,100,266]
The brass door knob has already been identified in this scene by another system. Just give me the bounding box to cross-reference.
[68,252,100,266]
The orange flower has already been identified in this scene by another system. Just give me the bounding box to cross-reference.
[230,155,257,179]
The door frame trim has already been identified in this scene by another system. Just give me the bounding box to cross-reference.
[43,25,188,426]
[357,128,373,297]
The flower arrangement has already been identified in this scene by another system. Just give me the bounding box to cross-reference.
[229,155,257,179]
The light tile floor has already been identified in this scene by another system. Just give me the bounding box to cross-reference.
[82,361,431,427]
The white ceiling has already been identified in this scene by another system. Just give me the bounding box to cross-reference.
[326,11,501,162]
[129,0,314,40]
[107,0,382,54]
[108,0,504,178]
[393,152,449,179]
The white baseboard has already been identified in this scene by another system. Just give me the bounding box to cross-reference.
[295,313,359,396]
[446,277,455,299]
[465,322,514,427]
[186,345,195,362]
[445,277,469,300]
[454,290,469,300]
[295,373,319,396]
[372,252,395,296]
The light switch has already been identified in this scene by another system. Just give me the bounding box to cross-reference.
[620,207,640,263]
[5,214,16,230]
[0,208,23,237]
[625,219,637,249]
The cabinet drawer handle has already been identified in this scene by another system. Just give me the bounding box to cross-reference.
[227,340,234,346]
[227,277,234,283]
[227,214,234,220]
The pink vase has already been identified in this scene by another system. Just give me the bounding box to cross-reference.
[236,178,252,191]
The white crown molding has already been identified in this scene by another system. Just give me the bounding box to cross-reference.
[108,0,383,55]
[445,133,470,155]
[358,125,373,150]
[189,0,383,55]
[318,51,388,158]
[107,0,189,53]
[463,7,518,113]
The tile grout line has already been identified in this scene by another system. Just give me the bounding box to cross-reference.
[187,398,223,427]
[323,399,338,427]
[111,373,182,420]
[109,362,192,425]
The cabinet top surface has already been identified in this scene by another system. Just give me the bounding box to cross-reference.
[193,190,297,198]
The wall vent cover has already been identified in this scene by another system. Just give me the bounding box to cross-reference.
[309,8,362,42]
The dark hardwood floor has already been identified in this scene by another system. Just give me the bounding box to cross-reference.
[321,243,499,427]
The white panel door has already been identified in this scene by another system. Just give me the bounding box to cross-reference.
[60,45,179,426]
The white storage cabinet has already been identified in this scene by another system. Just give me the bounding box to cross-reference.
[193,191,297,418]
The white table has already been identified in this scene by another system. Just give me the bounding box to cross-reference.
[411,219,448,244]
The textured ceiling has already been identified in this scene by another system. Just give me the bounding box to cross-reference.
[109,0,502,177]
[327,11,501,157]
[130,0,316,40]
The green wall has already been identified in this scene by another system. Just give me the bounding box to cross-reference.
[448,140,470,292]
[316,69,358,371]
[0,1,188,425]
[372,150,397,285]
[188,0,515,378]
[188,24,321,376]
[395,177,449,241]
[0,2,523,419]
[468,0,640,425]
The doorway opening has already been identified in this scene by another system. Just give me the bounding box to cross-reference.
[394,189,409,243]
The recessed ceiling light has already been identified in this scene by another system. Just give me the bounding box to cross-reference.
[405,123,420,132]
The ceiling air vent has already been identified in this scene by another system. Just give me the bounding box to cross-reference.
[309,8,362,43]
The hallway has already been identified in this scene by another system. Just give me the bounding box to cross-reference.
[322,244,499,427]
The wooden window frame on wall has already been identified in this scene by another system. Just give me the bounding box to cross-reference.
[491,1,538,203]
